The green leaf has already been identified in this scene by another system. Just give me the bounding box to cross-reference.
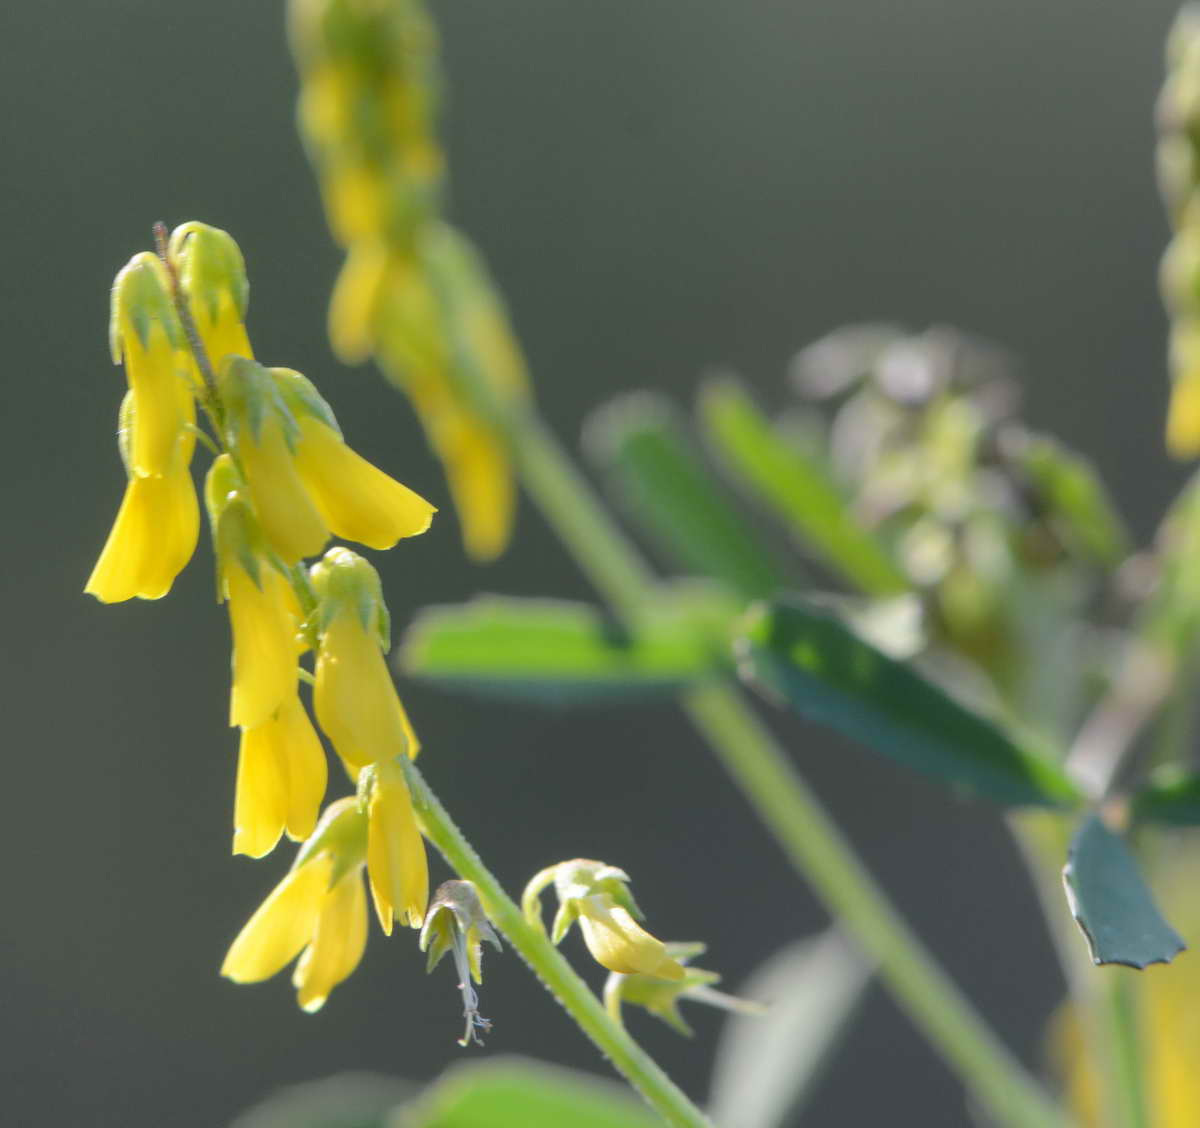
[1063,813,1186,968]
[736,596,1081,807]
[709,933,871,1128]
[399,590,734,704]
[398,1059,661,1128]
[698,377,908,596]
[585,392,790,600]
[1131,766,1200,826]
[1013,432,1130,566]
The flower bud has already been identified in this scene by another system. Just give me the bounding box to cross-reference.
[169,221,253,368]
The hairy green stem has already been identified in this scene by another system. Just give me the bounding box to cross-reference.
[508,408,1067,1128]
[403,759,712,1128]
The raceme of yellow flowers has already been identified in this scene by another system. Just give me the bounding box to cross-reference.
[86,221,436,1010]
[290,0,530,563]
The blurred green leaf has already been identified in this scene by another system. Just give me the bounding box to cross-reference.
[229,1073,415,1128]
[1063,813,1185,968]
[585,392,789,600]
[698,377,907,596]
[1013,432,1130,566]
[736,596,1081,807]
[399,590,733,704]
[1131,766,1200,826]
[709,933,871,1128]
[396,1059,661,1128]
[1142,468,1200,655]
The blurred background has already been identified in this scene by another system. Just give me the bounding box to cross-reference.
[0,0,1189,1123]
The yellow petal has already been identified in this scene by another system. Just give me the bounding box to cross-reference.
[279,694,328,843]
[293,871,369,1013]
[1167,370,1200,458]
[239,416,330,564]
[195,290,254,372]
[440,414,515,563]
[233,721,288,858]
[366,761,428,934]
[577,900,685,980]
[221,855,332,984]
[294,416,436,550]
[328,241,390,364]
[124,332,194,478]
[313,612,417,769]
[85,461,199,603]
[227,562,299,729]
[322,160,387,246]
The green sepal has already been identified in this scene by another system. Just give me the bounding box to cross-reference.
[109,251,184,360]
[419,880,501,982]
[291,796,368,888]
[219,356,299,450]
[309,546,390,646]
[549,900,580,945]
[586,392,790,600]
[168,220,249,324]
[1063,812,1186,968]
[737,596,1082,808]
[698,376,907,596]
[271,367,342,435]
[204,455,262,593]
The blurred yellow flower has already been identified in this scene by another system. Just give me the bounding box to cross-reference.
[234,694,328,858]
[222,797,368,1012]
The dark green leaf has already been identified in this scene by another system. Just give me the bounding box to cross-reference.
[709,933,870,1128]
[698,377,907,595]
[585,392,789,599]
[1013,432,1130,566]
[399,591,733,704]
[736,596,1081,807]
[399,1059,661,1128]
[1063,813,1185,968]
[1132,766,1200,826]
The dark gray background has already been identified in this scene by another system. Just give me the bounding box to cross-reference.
[0,1,1187,1124]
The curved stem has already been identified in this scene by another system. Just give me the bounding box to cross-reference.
[403,759,712,1128]
[508,409,1067,1128]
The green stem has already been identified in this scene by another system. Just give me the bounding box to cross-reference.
[404,759,712,1128]
[1102,973,1149,1128]
[508,409,1067,1128]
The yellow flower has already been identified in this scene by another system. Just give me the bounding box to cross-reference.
[222,797,369,1012]
[168,221,254,369]
[328,239,391,363]
[85,392,199,603]
[234,694,328,858]
[206,455,303,729]
[361,759,428,932]
[109,252,196,478]
[311,548,420,771]
[523,859,685,982]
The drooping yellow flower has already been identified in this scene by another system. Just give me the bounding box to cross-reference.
[168,221,254,370]
[109,252,196,478]
[222,797,369,1013]
[311,547,420,771]
[523,859,686,982]
[206,455,302,730]
[234,693,328,858]
[86,391,199,603]
[361,758,428,932]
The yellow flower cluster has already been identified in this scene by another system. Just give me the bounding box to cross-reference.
[290,0,530,562]
[1159,8,1200,458]
[87,222,435,1010]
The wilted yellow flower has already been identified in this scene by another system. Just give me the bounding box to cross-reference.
[523,859,685,981]
[361,758,428,932]
[168,221,254,369]
[109,251,196,479]
[206,455,302,729]
[311,548,419,771]
[86,394,199,603]
[222,797,369,1012]
[234,693,328,858]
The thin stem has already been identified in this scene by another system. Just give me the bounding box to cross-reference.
[1102,973,1150,1128]
[508,409,1067,1128]
[403,759,712,1128]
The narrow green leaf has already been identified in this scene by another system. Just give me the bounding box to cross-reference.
[1131,766,1200,826]
[709,933,871,1128]
[399,591,733,704]
[400,1059,661,1128]
[698,377,908,595]
[736,596,1081,807]
[1012,432,1130,566]
[585,392,790,600]
[1063,813,1186,968]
